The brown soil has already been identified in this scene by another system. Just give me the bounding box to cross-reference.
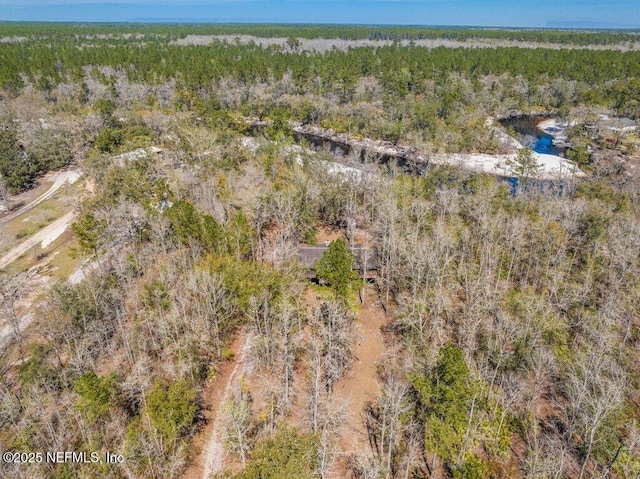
[181,332,247,479]
[330,286,388,473]
[183,286,389,479]
[315,227,344,244]
[84,178,96,194]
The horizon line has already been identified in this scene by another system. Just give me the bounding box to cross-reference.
[0,20,639,33]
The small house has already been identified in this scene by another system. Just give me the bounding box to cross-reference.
[296,244,379,278]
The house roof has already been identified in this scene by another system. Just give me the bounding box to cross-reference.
[296,244,379,271]
[597,117,637,131]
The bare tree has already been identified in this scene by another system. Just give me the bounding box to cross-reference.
[0,273,29,360]
[364,375,411,478]
[222,388,255,466]
[308,332,324,435]
[566,351,626,479]
[313,301,355,394]
[178,269,237,359]
[278,300,299,406]
[249,292,277,369]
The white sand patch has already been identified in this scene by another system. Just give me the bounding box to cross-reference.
[441,118,583,179]
[324,161,371,180]
[537,118,576,141]
[40,220,69,249]
[437,151,583,180]
[113,147,162,166]
[69,260,100,285]
[51,170,81,190]
[486,117,522,150]
[65,171,81,184]
[240,136,260,152]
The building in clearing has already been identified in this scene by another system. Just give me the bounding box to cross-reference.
[590,115,638,135]
[296,244,379,278]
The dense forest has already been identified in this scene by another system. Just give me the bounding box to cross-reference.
[0,24,639,479]
[1,22,639,44]
[1,22,639,191]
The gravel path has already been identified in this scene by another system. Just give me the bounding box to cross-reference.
[0,211,74,270]
[0,171,80,226]
[201,333,253,479]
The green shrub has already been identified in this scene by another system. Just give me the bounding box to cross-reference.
[73,371,118,421]
[230,427,319,479]
[146,379,198,445]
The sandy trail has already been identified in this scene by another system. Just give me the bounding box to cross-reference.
[203,333,253,478]
[0,211,74,270]
[0,170,80,226]
[333,287,387,455]
[182,332,253,479]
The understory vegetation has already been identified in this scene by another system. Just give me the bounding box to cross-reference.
[1,24,639,479]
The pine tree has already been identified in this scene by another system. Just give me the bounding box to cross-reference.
[315,239,357,299]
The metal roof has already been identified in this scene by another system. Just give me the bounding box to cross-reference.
[296,244,379,271]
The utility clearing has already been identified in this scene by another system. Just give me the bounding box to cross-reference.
[182,285,388,479]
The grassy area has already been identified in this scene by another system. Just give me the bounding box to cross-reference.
[309,281,364,312]
[0,179,82,256]
[3,230,81,281]
[0,197,64,255]
[44,234,82,280]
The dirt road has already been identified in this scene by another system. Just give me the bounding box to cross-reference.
[333,287,388,454]
[181,332,253,479]
[0,211,74,270]
[0,171,80,226]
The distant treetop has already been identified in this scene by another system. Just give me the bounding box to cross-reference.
[0,22,637,45]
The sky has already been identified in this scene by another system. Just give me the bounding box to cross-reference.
[1,0,639,28]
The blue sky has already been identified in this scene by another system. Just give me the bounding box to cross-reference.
[1,0,638,28]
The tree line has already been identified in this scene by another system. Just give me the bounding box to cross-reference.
[0,22,637,45]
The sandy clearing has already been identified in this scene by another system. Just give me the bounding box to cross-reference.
[68,260,100,285]
[0,211,74,270]
[437,150,583,180]
[486,117,522,150]
[537,118,576,141]
[40,220,69,249]
[172,35,640,52]
[435,118,583,179]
